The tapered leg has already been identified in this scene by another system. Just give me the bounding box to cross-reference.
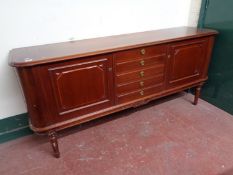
[48,131,60,158]
[194,84,202,105]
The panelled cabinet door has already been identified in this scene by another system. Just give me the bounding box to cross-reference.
[167,38,208,87]
[48,54,114,118]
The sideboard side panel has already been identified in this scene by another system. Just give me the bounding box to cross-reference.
[201,36,216,78]
[17,67,50,128]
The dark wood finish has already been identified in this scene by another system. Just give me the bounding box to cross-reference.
[9,27,218,158]
[114,45,167,63]
[48,54,114,116]
[48,131,60,158]
[116,75,164,95]
[167,38,208,87]
[194,84,203,105]
[9,27,217,67]
[117,84,163,104]
[114,45,167,104]
[116,65,165,85]
[115,55,165,74]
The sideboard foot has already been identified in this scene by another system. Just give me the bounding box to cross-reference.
[194,84,202,105]
[48,131,60,158]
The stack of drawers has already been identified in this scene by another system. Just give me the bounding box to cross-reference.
[114,45,167,104]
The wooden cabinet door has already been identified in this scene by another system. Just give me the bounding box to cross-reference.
[48,54,114,118]
[167,38,208,87]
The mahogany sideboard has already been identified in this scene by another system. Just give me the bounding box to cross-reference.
[9,27,218,158]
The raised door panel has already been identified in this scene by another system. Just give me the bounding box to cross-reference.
[48,55,114,117]
[167,39,208,87]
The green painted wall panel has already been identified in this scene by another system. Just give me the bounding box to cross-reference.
[199,0,233,115]
[0,113,32,143]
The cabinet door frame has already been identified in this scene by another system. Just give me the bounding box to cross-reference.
[48,54,114,118]
[167,38,209,87]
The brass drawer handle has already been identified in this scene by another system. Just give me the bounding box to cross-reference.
[140,60,145,66]
[140,81,144,87]
[139,71,144,77]
[140,49,146,55]
[140,90,144,96]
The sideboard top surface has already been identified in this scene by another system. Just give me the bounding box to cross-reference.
[9,27,218,67]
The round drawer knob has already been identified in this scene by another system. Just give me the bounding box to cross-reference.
[140,90,144,96]
[140,81,144,87]
[140,60,145,66]
[140,49,146,55]
[140,71,144,77]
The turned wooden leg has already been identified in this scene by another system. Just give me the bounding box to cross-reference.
[194,85,202,105]
[48,131,60,158]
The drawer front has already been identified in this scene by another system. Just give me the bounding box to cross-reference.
[116,55,165,74]
[115,45,167,63]
[117,85,163,104]
[116,65,164,85]
[114,44,167,104]
[116,75,164,95]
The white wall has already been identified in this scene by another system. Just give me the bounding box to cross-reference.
[188,0,202,27]
[0,0,201,119]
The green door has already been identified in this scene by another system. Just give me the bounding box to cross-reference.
[199,0,233,114]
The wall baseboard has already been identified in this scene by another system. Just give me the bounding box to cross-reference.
[0,113,33,144]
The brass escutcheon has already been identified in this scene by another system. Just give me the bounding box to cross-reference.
[140,49,146,55]
[140,71,144,77]
[140,81,144,87]
[140,90,144,96]
[140,60,145,66]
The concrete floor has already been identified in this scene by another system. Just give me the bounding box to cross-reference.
[1,93,233,175]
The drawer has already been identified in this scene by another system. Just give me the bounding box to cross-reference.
[116,65,164,85]
[116,75,164,95]
[115,45,167,63]
[117,85,163,104]
[116,55,165,74]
